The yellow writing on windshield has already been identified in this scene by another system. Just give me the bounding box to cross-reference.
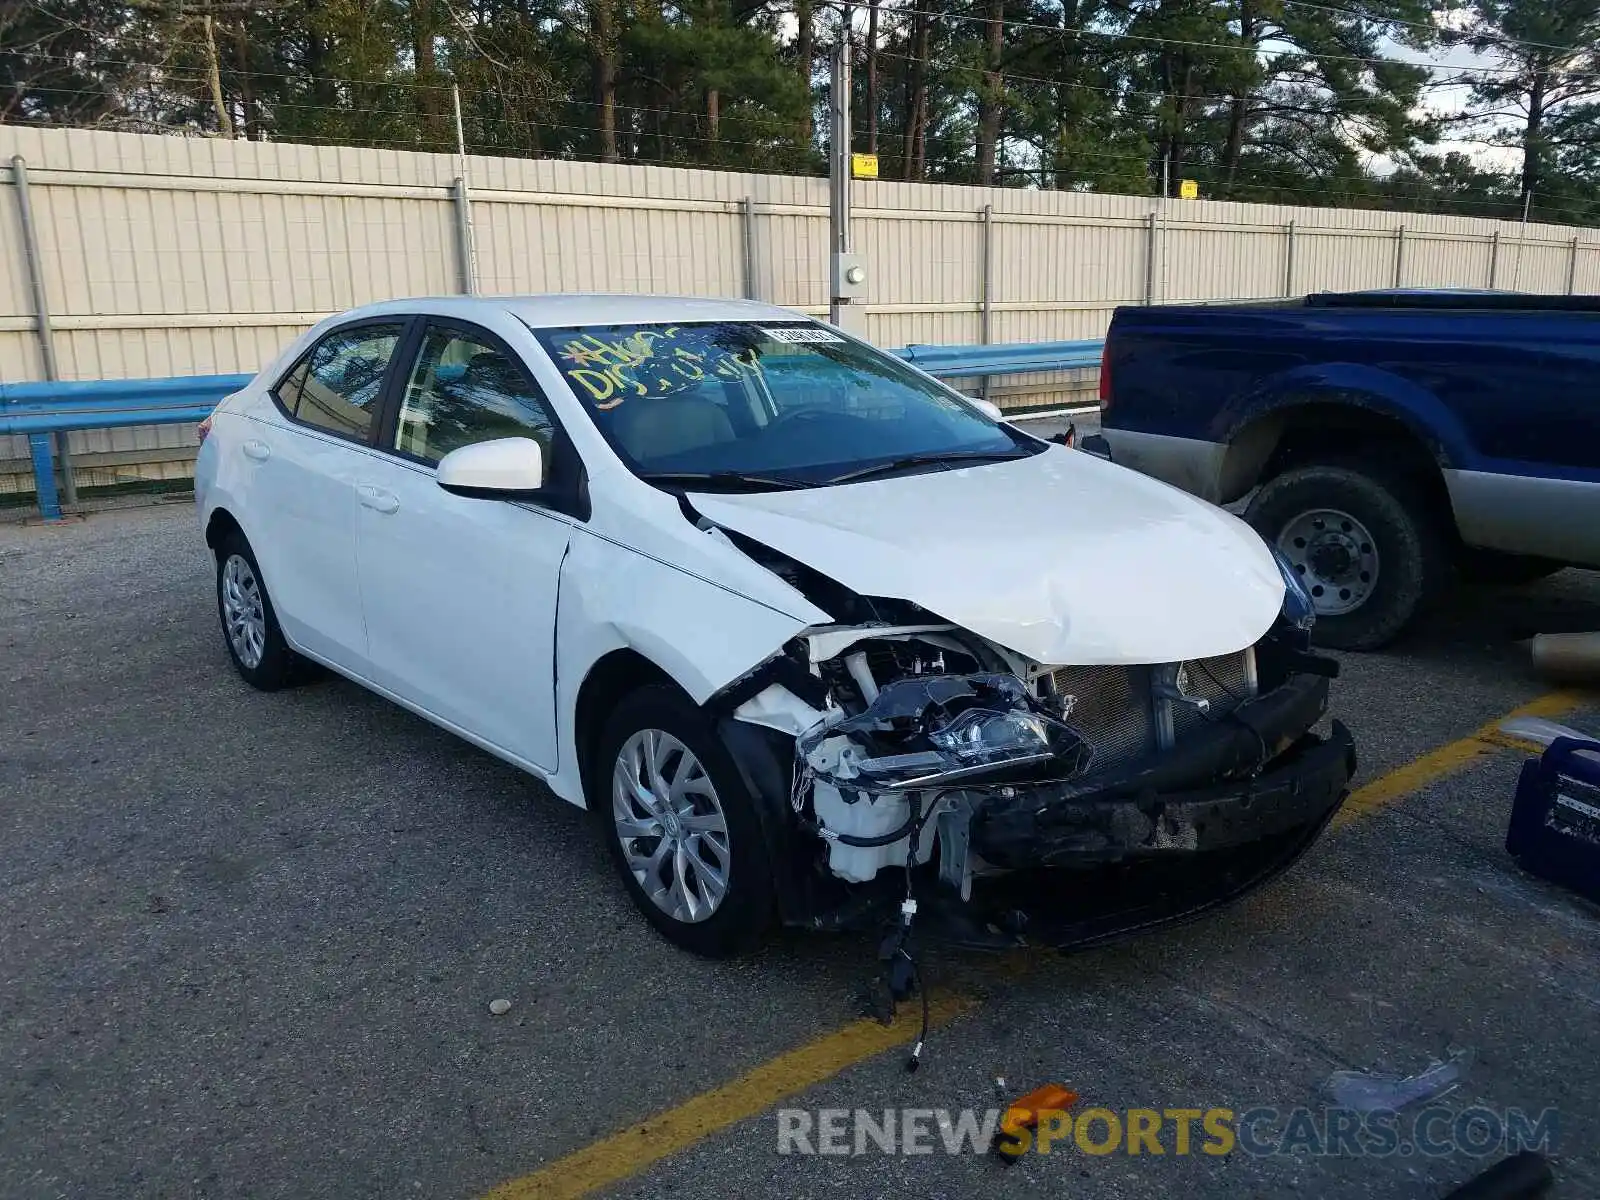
[555,326,763,409]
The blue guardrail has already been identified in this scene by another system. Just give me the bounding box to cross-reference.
[3,339,1103,520]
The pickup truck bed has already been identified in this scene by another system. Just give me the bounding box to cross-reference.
[1099,291,1600,649]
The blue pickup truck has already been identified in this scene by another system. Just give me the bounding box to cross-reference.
[1098,290,1600,649]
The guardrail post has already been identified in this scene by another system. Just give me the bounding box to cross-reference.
[1489,229,1501,288]
[741,197,759,300]
[1394,225,1406,288]
[1283,220,1296,296]
[1568,237,1580,294]
[1143,211,1158,304]
[9,154,76,512]
[26,433,62,521]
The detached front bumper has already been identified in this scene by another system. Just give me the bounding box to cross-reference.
[973,674,1355,869]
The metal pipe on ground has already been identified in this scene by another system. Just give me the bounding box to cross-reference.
[1530,633,1600,683]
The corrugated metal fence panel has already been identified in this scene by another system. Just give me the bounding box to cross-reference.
[992,306,1120,343]
[1576,246,1600,292]
[1164,224,1288,301]
[1504,241,1573,291]
[858,213,983,308]
[761,211,829,308]
[3,126,1599,496]
[1406,234,1496,289]
[1294,228,1397,294]
[995,217,1145,308]
[475,199,744,297]
[867,309,983,349]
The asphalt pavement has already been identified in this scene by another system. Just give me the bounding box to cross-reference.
[1,500,1598,1200]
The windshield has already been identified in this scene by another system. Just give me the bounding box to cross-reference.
[529,320,1036,488]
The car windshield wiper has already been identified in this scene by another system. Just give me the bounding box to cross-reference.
[823,449,1033,486]
[637,470,812,492]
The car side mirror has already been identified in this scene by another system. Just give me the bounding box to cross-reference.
[435,437,545,498]
[971,397,1003,421]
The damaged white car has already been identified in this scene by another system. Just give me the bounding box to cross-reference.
[196,295,1355,959]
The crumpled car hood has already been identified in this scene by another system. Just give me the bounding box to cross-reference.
[688,445,1286,666]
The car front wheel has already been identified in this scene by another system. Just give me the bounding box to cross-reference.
[591,684,776,957]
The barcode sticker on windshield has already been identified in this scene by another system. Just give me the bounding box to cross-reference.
[762,327,846,344]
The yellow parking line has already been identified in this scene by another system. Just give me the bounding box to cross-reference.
[482,993,977,1200]
[1332,689,1584,830]
[483,689,1588,1199]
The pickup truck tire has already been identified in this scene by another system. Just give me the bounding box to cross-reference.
[1245,460,1448,651]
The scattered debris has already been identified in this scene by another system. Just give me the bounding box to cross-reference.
[1529,632,1600,683]
[992,1082,1079,1163]
[1499,715,1600,751]
[1324,1048,1473,1113]
[1440,1150,1554,1200]
[487,999,512,1016]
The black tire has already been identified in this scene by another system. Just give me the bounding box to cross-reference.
[1457,548,1566,587]
[590,684,776,957]
[214,530,306,691]
[1245,459,1449,651]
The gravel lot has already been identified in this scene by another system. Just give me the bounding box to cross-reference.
[2,500,1597,1200]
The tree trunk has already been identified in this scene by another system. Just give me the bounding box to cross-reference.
[591,0,619,161]
[235,19,258,140]
[976,0,1004,184]
[306,0,337,111]
[411,0,444,145]
[200,12,234,137]
[1522,68,1547,208]
[1222,96,1246,190]
[1158,57,1192,197]
[866,0,879,154]
[1221,0,1253,192]
[707,88,720,149]
[901,4,929,179]
[796,0,814,144]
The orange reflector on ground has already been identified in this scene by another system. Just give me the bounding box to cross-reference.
[992,1083,1079,1163]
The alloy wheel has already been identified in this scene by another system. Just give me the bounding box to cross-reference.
[611,729,732,923]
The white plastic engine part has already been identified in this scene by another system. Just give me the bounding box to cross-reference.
[812,781,915,883]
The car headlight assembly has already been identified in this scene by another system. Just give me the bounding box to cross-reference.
[1273,546,1317,631]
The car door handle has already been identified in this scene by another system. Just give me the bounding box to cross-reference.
[242,439,271,462]
[357,484,400,514]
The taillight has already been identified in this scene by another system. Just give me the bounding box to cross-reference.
[197,414,214,443]
[1097,342,1112,410]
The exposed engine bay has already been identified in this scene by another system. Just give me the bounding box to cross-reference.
[701,518,1352,944]
[730,617,1270,898]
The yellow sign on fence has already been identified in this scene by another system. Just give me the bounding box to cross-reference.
[1179,178,1199,200]
[851,153,879,180]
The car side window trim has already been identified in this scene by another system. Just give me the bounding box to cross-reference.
[374,316,591,522]
[268,316,418,449]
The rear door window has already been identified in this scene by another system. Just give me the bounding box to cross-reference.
[274,323,404,442]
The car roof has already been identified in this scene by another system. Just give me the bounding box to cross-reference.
[330,294,808,329]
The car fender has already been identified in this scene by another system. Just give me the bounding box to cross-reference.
[542,527,818,807]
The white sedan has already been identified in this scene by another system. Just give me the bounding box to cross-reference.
[196,295,1353,958]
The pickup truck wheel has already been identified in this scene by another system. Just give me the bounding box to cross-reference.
[591,685,776,957]
[1246,461,1447,651]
